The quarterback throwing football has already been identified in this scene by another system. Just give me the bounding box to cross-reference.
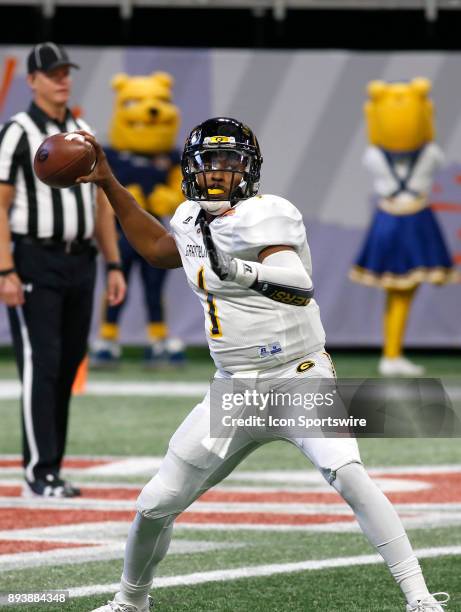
[77,118,449,612]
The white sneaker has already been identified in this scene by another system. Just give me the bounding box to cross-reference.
[90,594,153,612]
[406,592,450,611]
[379,356,425,376]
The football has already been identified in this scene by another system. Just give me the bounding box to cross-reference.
[33,132,96,189]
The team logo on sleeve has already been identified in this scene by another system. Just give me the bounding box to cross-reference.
[296,360,315,373]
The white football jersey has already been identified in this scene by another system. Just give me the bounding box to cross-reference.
[170,194,326,374]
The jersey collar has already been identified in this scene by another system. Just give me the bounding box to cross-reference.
[194,209,207,226]
[28,101,74,133]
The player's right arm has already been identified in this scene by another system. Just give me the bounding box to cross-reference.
[76,131,182,269]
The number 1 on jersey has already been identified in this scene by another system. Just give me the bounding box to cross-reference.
[198,266,222,338]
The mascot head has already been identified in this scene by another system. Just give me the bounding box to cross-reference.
[364,78,434,152]
[109,71,180,155]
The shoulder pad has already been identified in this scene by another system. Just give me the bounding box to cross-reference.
[170,200,200,231]
[231,194,306,255]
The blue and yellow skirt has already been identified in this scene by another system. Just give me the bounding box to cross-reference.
[349,207,459,289]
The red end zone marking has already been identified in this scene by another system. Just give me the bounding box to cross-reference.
[0,507,355,529]
[0,540,96,554]
[382,473,461,504]
[1,472,460,504]
[28,472,461,504]
[200,490,343,504]
[0,486,346,503]
[0,485,141,499]
[79,487,140,500]
[77,489,339,503]
[0,509,135,530]
[0,471,460,531]
[177,512,355,525]
[64,459,112,468]
[0,458,111,469]
[0,486,21,497]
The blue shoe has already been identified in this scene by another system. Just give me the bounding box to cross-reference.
[90,340,121,369]
[144,339,186,368]
[143,341,168,368]
[165,338,186,366]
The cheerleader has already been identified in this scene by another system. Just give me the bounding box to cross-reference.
[350,78,458,376]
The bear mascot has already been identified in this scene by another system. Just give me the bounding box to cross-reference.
[91,71,185,367]
[350,78,458,376]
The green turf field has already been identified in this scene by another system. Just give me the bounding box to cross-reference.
[0,350,459,611]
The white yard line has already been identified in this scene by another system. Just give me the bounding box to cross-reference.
[0,380,460,399]
[0,380,208,399]
[3,498,459,516]
[171,512,461,532]
[67,545,461,598]
[0,498,357,514]
[3,462,461,480]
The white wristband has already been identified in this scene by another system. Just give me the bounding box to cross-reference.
[230,258,258,288]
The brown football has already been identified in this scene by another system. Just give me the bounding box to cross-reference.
[33,132,96,189]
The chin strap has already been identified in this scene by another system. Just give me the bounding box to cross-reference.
[200,219,314,307]
[199,200,232,216]
[197,175,248,215]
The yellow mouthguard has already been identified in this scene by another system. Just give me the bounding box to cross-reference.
[208,188,224,195]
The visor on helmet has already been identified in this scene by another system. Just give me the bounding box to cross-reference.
[186,149,252,174]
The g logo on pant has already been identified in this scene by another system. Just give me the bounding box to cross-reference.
[296,360,315,373]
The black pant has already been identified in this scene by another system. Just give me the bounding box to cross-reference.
[8,239,96,482]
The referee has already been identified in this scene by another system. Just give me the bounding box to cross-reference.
[0,42,126,497]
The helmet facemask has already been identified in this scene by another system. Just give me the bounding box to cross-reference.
[182,143,261,215]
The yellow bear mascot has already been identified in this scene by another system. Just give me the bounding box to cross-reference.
[350,78,458,376]
[91,72,185,367]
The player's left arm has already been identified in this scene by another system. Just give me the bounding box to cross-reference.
[201,220,313,306]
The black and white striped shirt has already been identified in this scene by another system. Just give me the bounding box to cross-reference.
[0,102,96,240]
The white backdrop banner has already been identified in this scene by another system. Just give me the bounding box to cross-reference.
[0,48,460,347]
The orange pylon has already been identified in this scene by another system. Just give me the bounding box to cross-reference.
[72,355,89,395]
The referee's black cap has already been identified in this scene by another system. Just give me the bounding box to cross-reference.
[27,42,80,74]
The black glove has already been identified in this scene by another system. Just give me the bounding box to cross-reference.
[200,218,237,281]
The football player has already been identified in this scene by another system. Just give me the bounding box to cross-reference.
[77,118,449,612]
